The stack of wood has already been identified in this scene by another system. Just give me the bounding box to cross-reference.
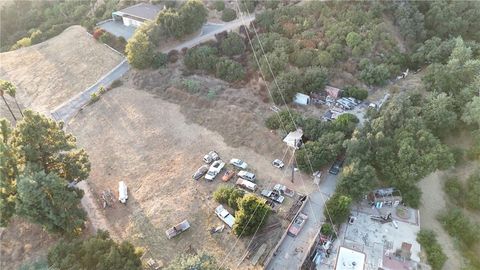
[101,189,115,208]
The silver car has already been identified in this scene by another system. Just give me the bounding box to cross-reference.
[192,165,209,180]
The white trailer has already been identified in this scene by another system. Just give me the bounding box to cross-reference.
[118,181,128,204]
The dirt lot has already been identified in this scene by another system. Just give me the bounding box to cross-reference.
[0,25,123,119]
[67,77,318,268]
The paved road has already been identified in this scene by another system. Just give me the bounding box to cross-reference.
[267,173,338,270]
[50,15,255,123]
[51,59,129,122]
[166,15,255,52]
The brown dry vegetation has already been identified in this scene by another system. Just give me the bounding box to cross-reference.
[0,25,123,119]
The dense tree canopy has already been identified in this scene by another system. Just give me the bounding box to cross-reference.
[125,30,155,69]
[157,0,207,38]
[48,230,143,270]
[233,194,270,236]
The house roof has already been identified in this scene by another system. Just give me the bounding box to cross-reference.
[117,3,163,21]
[293,92,310,105]
[325,85,341,99]
[283,129,303,149]
[335,247,366,270]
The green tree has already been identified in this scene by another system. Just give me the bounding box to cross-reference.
[0,84,17,121]
[216,58,245,82]
[233,194,270,236]
[296,132,344,172]
[16,166,86,234]
[221,8,237,22]
[12,110,91,182]
[359,60,390,85]
[0,119,18,226]
[157,8,184,38]
[342,86,368,100]
[422,93,457,136]
[48,230,143,270]
[337,159,377,201]
[259,50,288,81]
[220,32,245,56]
[239,0,256,13]
[179,0,208,36]
[417,229,447,270]
[290,48,314,67]
[214,0,225,11]
[213,185,245,211]
[125,30,154,69]
[465,171,480,210]
[346,32,361,48]
[0,80,23,117]
[324,193,352,225]
[316,51,334,67]
[302,67,328,93]
[437,208,480,247]
[271,70,302,104]
[462,96,480,128]
[264,110,303,133]
[184,45,219,72]
[166,253,226,270]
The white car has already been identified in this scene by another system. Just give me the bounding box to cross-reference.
[203,151,220,164]
[205,160,225,181]
[237,170,256,182]
[230,158,248,169]
[215,205,235,228]
[272,159,284,169]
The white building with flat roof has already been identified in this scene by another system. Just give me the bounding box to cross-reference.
[335,247,366,270]
[112,3,163,27]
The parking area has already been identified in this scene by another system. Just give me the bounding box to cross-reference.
[98,20,136,40]
[266,172,338,270]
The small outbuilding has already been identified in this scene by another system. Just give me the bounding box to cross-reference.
[283,128,304,149]
[293,93,311,105]
[334,246,366,270]
[325,85,341,99]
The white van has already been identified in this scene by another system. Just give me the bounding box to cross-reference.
[237,170,256,182]
[118,181,128,204]
[236,178,257,192]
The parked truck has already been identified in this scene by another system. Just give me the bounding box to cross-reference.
[165,220,190,239]
[118,181,128,204]
[236,178,257,192]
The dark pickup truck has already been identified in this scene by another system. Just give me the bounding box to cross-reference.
[329,158,344,175]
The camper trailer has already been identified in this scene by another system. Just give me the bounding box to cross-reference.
[118,181,128,204]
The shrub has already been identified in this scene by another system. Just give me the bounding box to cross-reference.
[239,0,256,13]
[271,70,302,104]
[359,60,390,86]
[290,48,315,67]
[220,32,245,56]
[182,79,201,93]
[215,58,245,82]
[265,115,281,130]
[316,51,334,67]
[94,28,106,40]
[465,171,480,210]
[444,176,464,206]
[437,208,480,247]
[303,67,328,93]
[152,52,168,69]
[184,45,219,72]
[417,230,447,270]
[99,31,115,45]
[324,193,352,225]
[213,185,245,211]
[29,29,43,44]
[320,223,335,237]
[125,31,154,69]
[259,50,288,81]
[233,194,270,236]
[214,0,225,11]
[111,79,122,88]
[342,85,368,100]
[168,50,179,63]
[90,92,100,104]
[221,8,237,22]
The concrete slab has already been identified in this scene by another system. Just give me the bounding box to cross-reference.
[98,20,136,40]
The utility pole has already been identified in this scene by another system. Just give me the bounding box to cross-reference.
[291,139,296,183]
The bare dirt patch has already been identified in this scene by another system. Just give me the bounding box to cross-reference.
[67,85,317,268]
[0,25,123,118]
[0,218,58,270]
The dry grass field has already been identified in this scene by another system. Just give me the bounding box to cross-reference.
[0,25,123,119]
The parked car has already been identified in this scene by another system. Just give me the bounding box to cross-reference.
[165,220,190,239]
[261,189,285,203]
[215,205,235,228]
[192,165,209,180]
[328,158,344,175]
[288,212,308,237]
[236,178,257,192]
[203,151,220,164]
[222,170,235,182]
[237,170,256,182]
[205,160,225,181]
[230,158,248,169]
[272,159,285,169]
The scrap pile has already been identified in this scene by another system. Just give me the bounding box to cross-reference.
[101,189,115,208]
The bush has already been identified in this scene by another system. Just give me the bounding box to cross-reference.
[320,223,335,237]
[111,79,122,88]
[90,92,100,104]
[239,0,256,13]
[233,194,270,237]
[215,58,245,82]
[271,70,302,104]
[316,51,334,67]
[259,50,288,81]
[213,185,245,211]
[466,171,480,210]
[444,176,464,206]
[303,67,328,93]
[417,230,447,270]
[221,8,237,22]
[184,45,219,72]
[342,85,368,100]
[264,110,303,133]
[437,208,480,247]
[125,31,154,69]
[265,115,281,130]
[324,193,352,225]
[214,0,225,11]
[359,60,390,86]
[182,79,201,93]
[290,48,315,67]
[220,32,245,56]
[152,52,168,69]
